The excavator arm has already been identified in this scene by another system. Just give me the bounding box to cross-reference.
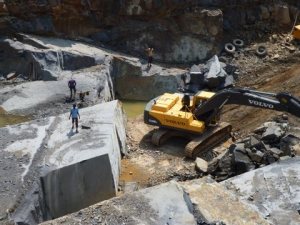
[194,88,300,122]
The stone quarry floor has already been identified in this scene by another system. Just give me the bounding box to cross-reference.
[2,25,300,222]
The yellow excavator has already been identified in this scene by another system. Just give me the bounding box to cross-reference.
[144,88,300,159]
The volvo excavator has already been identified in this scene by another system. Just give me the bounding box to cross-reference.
[144,88,300,159]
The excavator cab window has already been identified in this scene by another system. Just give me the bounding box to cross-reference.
[195,99,202,108]
[194,97,207,108]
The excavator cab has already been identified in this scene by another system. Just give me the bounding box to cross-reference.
[190,91,219,124]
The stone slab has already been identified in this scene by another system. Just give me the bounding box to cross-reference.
[42,154,116,218]
[222,157,300,225]
[41,181,196,225]
[40,177,270,225]
[0,100,127,223]
[180,177,268,224]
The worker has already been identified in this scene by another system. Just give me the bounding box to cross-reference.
[69,103,80,133]
[146,46,154,67]
[68,78,77,99]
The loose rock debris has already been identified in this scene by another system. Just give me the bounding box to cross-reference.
[195,114,300,182]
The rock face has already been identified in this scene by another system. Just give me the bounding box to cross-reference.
[1,1,298,62]
[0,101,127,224]
[0,34,107,80]
[0,34,188,101]
[112,55,187,100]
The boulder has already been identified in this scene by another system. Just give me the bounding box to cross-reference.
[269,147,283,157]
[229,143,245,153]
[230,143,256,174]
[261,123,285,143]
[265,153,277,164]
[259,6,270,20]
[188,55,235,91]
[190,64,201,74]
[280,134,300,156]
[249,150,265,163]
[232,149,256,174]
[249,135,264,150]
[195,157,208,173]
[204,55,227,88]
[220,75,234,88]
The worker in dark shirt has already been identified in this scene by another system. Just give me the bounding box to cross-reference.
[68,78,77,99]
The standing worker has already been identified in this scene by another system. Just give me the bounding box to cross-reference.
[68,78,77,99]
[69,103,80,133]
[146,46,154,68]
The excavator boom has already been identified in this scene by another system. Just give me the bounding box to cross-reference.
[194,88,300,119]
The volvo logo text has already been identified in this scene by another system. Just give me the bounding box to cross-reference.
[166,119,185,126]
[248,100,274,108]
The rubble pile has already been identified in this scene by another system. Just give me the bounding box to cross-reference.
[197,114,300,181]
[230,118,299,172]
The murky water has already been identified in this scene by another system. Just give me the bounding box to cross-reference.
[120,100,147,118]
[119,159,150,185]
[118,100,149,188]
[0,107,33,128]
[120,159,149,182]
